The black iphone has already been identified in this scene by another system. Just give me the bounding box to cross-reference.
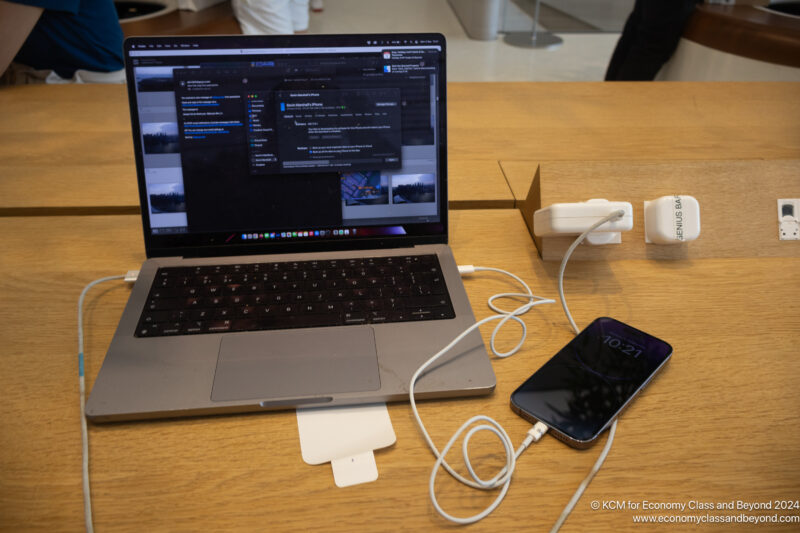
[510,317,672,449]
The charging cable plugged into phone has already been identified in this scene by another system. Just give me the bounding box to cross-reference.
[411,210,673,530]
[511,317,672,448]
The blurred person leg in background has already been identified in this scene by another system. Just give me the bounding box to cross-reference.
[233,0,311,35]
[0,0,124,85]
[289,0,309,32]
[605,0,701,81]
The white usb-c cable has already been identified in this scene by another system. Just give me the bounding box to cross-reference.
[409,267,555,524]
[78,274,127,533]
[80,211,625,531]
[550,210,624,532]
[411,209,626,530]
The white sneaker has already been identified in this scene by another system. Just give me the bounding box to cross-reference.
[310,0,323,12]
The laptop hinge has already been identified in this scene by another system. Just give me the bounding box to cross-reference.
[168,239,437,259]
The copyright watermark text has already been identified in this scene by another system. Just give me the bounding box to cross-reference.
[588,499,799,526]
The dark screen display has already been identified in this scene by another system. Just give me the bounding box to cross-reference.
[511,317,672,444]
[125,34,447,258]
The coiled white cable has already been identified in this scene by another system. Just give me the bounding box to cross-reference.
[79,212,624,530]
[411,209,626,528]
[409,267,555,524]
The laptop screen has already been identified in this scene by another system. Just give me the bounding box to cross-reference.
[124,34,448,258]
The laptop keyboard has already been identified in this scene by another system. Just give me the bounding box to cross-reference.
[135,254,455,337]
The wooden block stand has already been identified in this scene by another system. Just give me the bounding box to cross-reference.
[517,159,800,261]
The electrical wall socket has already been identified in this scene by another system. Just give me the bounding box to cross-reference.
[778,199,800,241]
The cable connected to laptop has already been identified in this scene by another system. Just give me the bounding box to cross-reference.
[76,215,624,531]
[409,211,624,530]
[77,272,138,533]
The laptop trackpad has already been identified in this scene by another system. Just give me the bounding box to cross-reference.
[211,327,380,402]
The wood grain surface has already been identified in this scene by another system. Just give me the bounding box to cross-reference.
[448,81,800,164]
[505,159,800,261]
[1,211,798,531]
[0,85,514,214]
[3,82,800,214]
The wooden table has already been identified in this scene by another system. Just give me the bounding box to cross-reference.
[508,158,800,263]
[448,81,800,163]
[2,210,798,531]
[502,159,800,209]
[0,84,513,214]
[3,82,800,215]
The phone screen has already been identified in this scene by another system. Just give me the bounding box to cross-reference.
[511,317,672,445]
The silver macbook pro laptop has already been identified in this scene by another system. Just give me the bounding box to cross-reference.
[86,33,495,422]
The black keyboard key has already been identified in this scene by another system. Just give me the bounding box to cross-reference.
[161,322,183,335]
[431,307,456,320]
[305,280,325,291]
[146,297,181,311]
[180,287,200,298]
[258,305,276,317]
[406,295,449,308]
[365,299,383,310]
[137,323,161,337]
[141,311,168,324]
[389,310,409,322]
[276,304,296,315]
[231,319,257,332]
[204,296,225,307]
[184,321,204,334]
[228,295,247,306]
[167,310,188,322]
[214,308,234,319]
[190,309,213,320]
[151,288,180,299]
[322,302,341,314]
[308,291,326,302]
[244,283,263,293]
[368,311,389,323]
[393,286,411,297]
[343,300,364,312]
[207,320,232,333]
[202,285,222,296]
[352,288,370,298]
[295,314,340,328]
[344,312,368,325]
[409,308,436,320]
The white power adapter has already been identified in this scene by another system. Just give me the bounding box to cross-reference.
[644,195,701,244]
[533,199,633,245]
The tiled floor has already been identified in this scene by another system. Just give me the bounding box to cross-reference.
[307,0,625,81]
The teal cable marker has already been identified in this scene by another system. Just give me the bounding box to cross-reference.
[78,273,125,533]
